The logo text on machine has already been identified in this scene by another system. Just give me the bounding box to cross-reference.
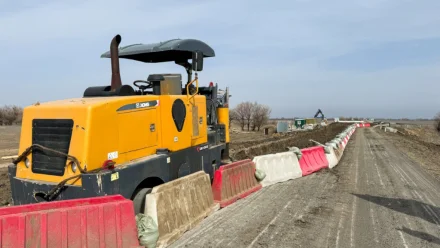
[136,102,150,108]
[197,144,208,152]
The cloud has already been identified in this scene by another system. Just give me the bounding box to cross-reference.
[0,0,215,44]
[320,37,440,72]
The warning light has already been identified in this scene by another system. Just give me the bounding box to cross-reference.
[209,82,214,87]
[102,160,115,170]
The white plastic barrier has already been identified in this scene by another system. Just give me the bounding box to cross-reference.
[326,146,339,168]
[326,141,339,150]
[253,151,302,187]
[342,137,348,148]
[384,127,397,133]
[287,146,302,160]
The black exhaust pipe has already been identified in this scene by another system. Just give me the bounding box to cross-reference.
[110,35,122,91]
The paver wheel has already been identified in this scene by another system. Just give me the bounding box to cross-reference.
[132,188,152,214]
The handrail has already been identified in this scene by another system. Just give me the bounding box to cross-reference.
[186,73,199,101]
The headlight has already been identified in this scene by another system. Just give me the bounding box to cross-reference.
[71,162,78,173]
[24,158,30,168]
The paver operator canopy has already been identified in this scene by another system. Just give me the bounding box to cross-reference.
[97,35,214,95]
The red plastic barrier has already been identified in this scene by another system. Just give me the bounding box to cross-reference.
[212,159,262,208]
[299,146,329,176]
[0,195,141,248]
[356,123,370,128]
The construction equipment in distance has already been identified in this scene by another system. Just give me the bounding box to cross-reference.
[314,109,324,119]
[314,108,328,126]
[8,34,230,214]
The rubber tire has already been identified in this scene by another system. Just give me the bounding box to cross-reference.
[132,188,152,215]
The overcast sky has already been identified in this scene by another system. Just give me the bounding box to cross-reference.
[0,0,439,119]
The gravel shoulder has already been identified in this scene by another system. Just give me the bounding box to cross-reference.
[380,128,440,180]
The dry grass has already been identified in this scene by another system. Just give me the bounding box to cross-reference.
[0,125,20,169]
[0,125,21,150]
[0,125,20,157]
[395,124,440,145]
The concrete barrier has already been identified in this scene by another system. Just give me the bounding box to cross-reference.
[334,129,353,160]
[384,127,397,133]
[287,146,302,160]
[339,126,356,152]
[342,137,348,148]
[0,195,140,248]
[145,171,219,248]
[212,159,262,208]
[253,151,302,187]
[334,144,344,161]
[326,146,339,168]
[326,141,339,150]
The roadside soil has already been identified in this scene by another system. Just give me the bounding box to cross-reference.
[230,122,349,161]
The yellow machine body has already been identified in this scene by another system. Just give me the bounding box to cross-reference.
[15,94,207,186]
[217,107,230,143]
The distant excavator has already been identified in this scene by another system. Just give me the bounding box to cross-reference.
[314,109,324,119]
[314,109,327,126]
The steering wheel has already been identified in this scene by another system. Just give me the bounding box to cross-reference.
[133,80,152,94]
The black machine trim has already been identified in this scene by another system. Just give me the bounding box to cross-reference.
[100,39,215,63]
[31,119,74,176]
[9,143,227,205]
[172,99,186,132]
[117,100,159,112]
[83,85,135,97]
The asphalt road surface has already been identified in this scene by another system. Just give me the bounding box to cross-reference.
[170,128,440,248]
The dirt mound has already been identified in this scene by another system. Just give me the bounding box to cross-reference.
[230,134,291,150]
[396,125,440,145]
[230,123,349,161]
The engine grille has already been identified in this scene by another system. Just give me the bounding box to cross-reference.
[32,119,74,176]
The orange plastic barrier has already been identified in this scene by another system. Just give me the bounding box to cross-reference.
[298,146,329,176]
[212,159,262,207]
